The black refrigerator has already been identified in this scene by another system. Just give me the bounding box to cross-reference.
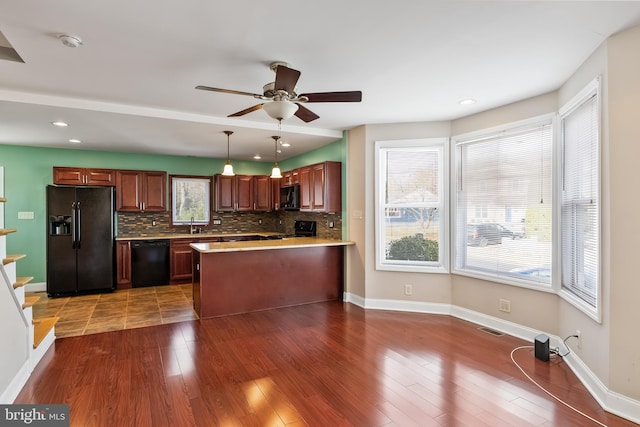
[46,185,115,296]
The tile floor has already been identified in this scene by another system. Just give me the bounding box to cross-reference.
[29,284,197,338]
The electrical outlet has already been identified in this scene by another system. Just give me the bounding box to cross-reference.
[258,219,262,225]
[499,299,511,313]
[329,221,334,228]
[404,284,413,296]
[576,330,582,349]
[213,219,222,225]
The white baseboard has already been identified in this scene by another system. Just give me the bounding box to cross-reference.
[343,292,640,425]
[25,282,46,293]
[0,360,30,404]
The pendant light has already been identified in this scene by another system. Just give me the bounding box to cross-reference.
[270,135,282,179]
[222,130,235,176]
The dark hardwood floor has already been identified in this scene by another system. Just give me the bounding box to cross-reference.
[15,301,637,426]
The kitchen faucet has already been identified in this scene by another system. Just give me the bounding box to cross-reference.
[190,216,196,234]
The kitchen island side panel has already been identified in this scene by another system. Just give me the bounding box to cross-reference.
[196,245,343,318]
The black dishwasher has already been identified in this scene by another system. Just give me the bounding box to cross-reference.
[131,239,170,287]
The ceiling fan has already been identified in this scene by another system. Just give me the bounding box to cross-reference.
[195,61,362,123]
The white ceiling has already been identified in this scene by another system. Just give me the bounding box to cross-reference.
[1,1,640,162]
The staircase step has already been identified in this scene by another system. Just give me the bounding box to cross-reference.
[22,295,40,309]
[0,228,17,236]
[33,317,59,348]
[14,276,34,289]
[2,254,26,265]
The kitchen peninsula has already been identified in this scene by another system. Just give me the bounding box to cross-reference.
[191,237,353,318]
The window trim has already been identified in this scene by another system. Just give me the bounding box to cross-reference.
[374,137,449,273]
[169,175,213,227]
[557,77,602,323]
[451,114,556,291]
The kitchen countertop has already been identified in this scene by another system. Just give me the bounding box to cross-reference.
[191,237,354,253]
[115,231,285,241]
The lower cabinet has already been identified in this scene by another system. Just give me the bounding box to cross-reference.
[170,239,195,283]
[170,237,220,283]
[116,240,132,289]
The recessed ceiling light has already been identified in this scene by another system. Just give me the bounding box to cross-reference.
[51,121,68,127]
[459,99,476,105]
[57,34,83,48]
[69,139,81,144]
[280,141,291,147]
[253,154,262,160]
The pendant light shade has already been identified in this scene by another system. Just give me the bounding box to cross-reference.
[221,130,235,176]
[270,135,282,179]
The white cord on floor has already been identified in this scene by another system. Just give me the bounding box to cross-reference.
[510,346,608,427]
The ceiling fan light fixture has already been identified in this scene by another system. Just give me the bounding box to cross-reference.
[263,100,298,121]
[221,130,235,176]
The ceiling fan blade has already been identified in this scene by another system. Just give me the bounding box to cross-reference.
[299,91,362,103]
[274,66,301,94]
[294,103,320,123]
[228,104,264,117]
[195,85,262,98]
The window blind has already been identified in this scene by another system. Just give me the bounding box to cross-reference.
[561,92,599,307]
[454,120,553,285]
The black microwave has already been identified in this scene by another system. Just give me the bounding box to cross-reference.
[280,184,300,210]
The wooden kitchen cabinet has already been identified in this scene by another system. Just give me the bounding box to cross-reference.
[215,174,272,212]
[215,174,235,212]
[272,177,282,211]
[116,240,132,289]
[236,175,254,211]
[115,170,166,212]
[282,169,299,186]
[170,239,195,283]
[215,174,253,212]
[53,166,115,186]
[299,161,341,212]
[170,237,220,283]
[254,175,272,211]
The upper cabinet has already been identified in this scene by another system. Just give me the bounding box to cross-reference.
[115,170,167,212]
[53,167,115,186]
[215,174,272,212]
[253,175,272,212]
[298,161,342,213]
[282,169,299,186]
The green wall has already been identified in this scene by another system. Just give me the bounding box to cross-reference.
[0,137,346,283]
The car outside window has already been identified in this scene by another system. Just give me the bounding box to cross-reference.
[453,117,553,287]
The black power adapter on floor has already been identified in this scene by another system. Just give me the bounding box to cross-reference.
[535,334,550,361]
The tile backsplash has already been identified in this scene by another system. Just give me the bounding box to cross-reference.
[117,210,342,239]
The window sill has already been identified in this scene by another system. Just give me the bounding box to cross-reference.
[559,288,601,323]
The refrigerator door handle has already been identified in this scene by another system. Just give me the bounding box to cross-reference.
[71,202,77,249]
[76,202,81,249]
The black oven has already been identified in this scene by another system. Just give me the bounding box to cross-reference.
[280,184,300,211]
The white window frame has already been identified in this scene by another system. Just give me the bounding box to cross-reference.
[170,175,212,226]
[375,138,449,273]
[451,114,557,291]
[558,77,602,323]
